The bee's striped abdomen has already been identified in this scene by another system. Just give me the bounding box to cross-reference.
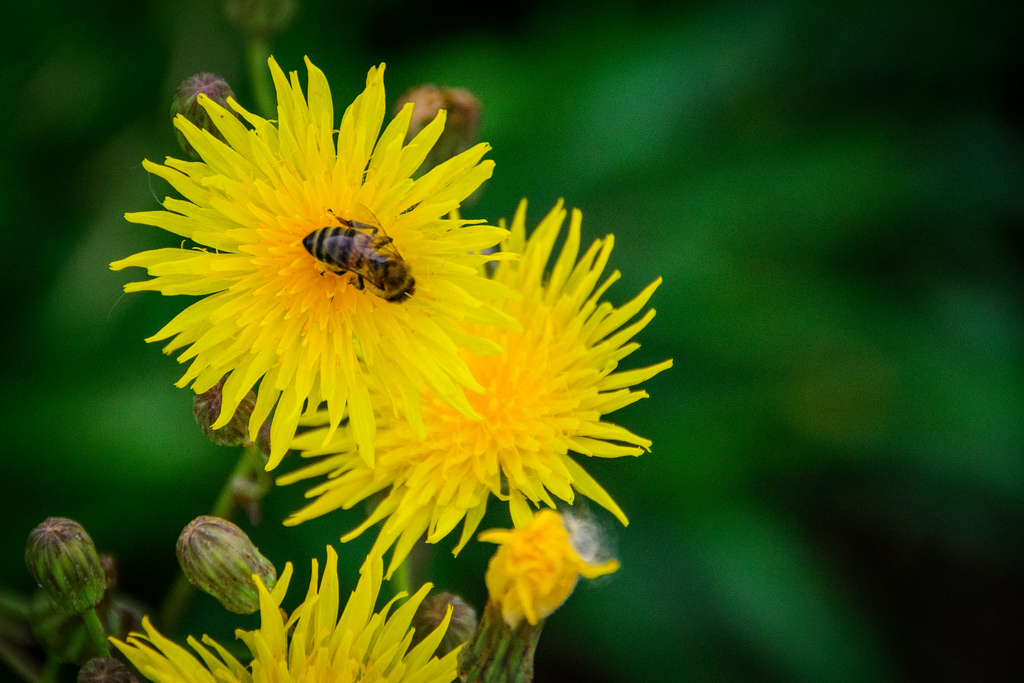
[303,227,363,274]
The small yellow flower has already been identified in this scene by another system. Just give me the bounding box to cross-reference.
[480,509,619,628]
[280,201,672,576]
[111,546,460,683]
[113,57,513,468]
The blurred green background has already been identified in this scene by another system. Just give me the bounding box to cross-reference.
[2,0,1023,681]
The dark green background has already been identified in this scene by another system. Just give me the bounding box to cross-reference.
[2,1,1022,681]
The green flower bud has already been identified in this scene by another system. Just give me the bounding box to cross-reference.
[171,73,238,159]
[395,85,481,176]
[25,518,106,616]
[412,591,478,657]
[176,516,276,614]
[193,376,256,447]
[77,656,138,683]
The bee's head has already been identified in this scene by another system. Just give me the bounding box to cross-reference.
[383,271,415,303]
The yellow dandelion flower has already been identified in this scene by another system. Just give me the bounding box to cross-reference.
[111,546,460,683]
[480,509,619,628]
[279,200,673,576]
[112,57,513,468]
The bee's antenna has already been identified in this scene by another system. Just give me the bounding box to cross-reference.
[326,208,345,226]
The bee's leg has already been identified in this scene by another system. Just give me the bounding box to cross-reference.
[363,223,393,246]
[353,274,366,290]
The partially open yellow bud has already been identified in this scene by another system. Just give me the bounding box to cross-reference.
[479,510,619,629]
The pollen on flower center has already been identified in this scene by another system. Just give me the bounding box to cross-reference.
[441,324,581,462]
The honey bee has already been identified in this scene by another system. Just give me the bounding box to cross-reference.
[303,211,415,303]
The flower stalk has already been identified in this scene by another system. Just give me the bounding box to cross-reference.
[459,601,542,683]
[245,36,275,118]
[78,608,110,659]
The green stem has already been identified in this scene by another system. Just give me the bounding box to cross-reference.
[158,571,195,635]
[158,447,258,632]
[246,35,275,119]
[211,446,262,520]
[391,558,411,599]
[459,603,542,683]
[390,535,435,601]
[79,607,109,658]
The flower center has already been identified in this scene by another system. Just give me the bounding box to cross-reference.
[417,319,582,481]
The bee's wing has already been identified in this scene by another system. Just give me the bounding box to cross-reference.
[351,205,404,259]
[349,204,383,230]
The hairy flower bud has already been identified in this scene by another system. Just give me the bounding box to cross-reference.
[395,85,481,175]
[413,591,477,657]
[171,73,238,159]
[176,516,276,614]
[193,376,256,447]
[78,656,138,683]
[25,518,106,615]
